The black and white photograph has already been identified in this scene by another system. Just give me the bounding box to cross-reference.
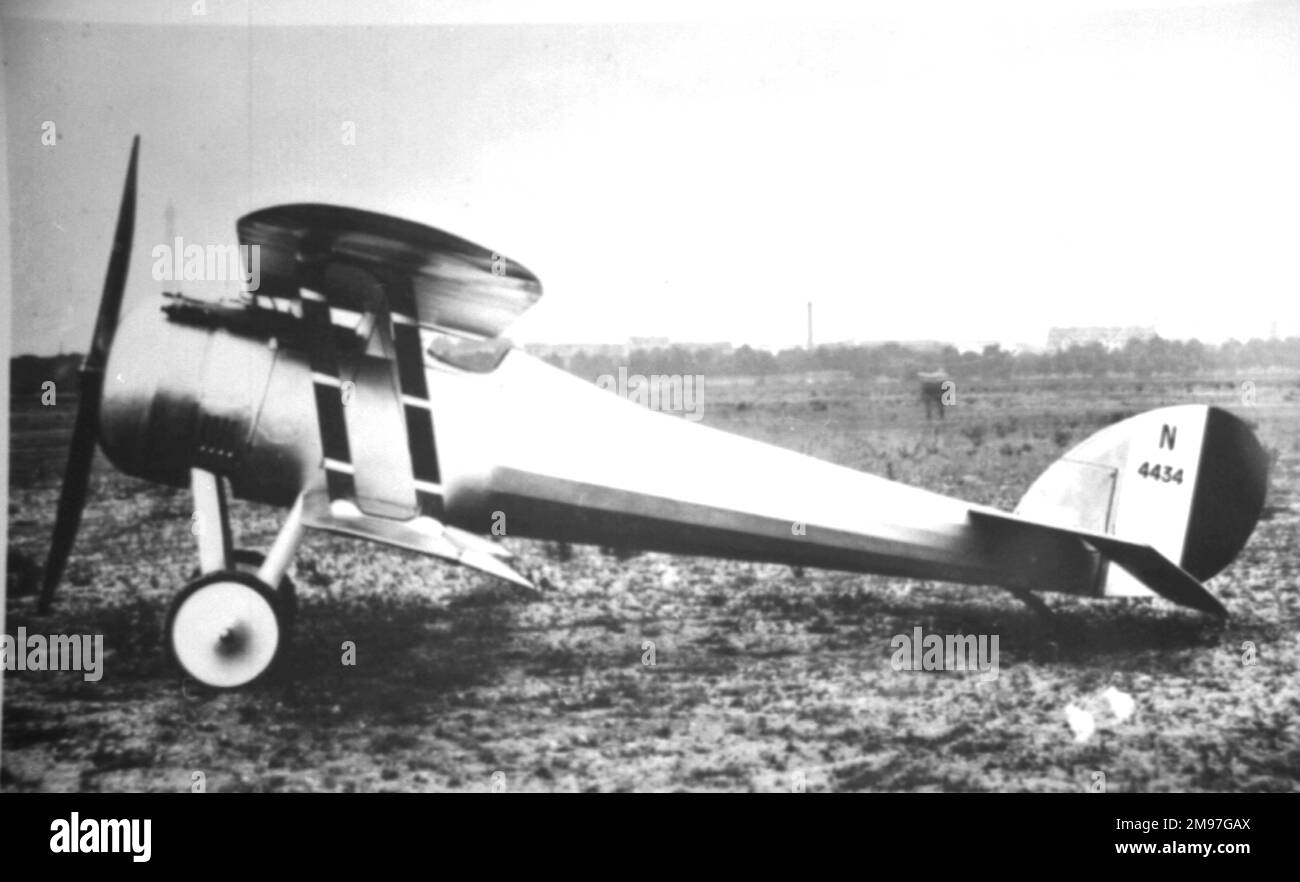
[1,0,1296,827]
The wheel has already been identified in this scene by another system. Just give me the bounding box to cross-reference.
[191,549,296,630]
[166,570,283,689]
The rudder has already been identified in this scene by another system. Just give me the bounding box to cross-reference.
[1015,405,1269,601]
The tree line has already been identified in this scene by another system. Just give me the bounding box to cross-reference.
[12,335,1300,398]
[552,336,1300,383]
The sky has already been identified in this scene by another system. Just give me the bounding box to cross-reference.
[3,0,1299,356]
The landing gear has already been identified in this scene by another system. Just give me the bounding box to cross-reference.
[168,469,306,688]
[191,549,297,631]
[166,571,283,689]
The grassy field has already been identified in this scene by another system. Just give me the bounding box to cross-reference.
[4,373,1299,792]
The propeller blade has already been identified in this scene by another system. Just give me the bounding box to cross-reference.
[88,135,139,368]
[37,372,105,613]
[38,136,139,613]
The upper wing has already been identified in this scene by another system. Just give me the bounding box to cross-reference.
[237,203,542,339]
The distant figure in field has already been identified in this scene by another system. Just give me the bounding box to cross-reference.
[917,370,951,421]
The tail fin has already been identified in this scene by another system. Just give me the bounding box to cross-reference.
[1002,405,1269,613]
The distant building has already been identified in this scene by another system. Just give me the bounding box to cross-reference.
[521,339,735,363]
[521,342,628,362]
[626,336,671,350]
[951,339,1000,355]
[858,339,950,354]
[1046,326,1157,352]
[673,341,734,356]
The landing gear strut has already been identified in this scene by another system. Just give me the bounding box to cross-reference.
[166,469,305,689]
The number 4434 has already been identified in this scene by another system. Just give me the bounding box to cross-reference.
[1137,462,1184,484]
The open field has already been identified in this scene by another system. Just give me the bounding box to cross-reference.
[5,373,1300,792]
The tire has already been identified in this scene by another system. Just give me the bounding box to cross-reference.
[191,549,297,630]
[166,570,284,689]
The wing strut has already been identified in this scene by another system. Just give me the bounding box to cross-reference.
[295,248,357,503]
[384,274,445,519]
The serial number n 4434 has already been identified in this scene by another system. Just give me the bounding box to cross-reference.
[1136,462,1184,484]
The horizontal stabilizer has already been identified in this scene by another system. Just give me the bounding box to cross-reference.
[969,508,1227,617]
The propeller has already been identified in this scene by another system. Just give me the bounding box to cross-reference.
[37,135,139,613]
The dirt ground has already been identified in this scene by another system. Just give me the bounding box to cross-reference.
[4,374,1299,792]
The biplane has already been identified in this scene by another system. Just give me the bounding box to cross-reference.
[38,138,1271,688]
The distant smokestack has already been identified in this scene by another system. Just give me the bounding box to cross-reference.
[807,301,813,350]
